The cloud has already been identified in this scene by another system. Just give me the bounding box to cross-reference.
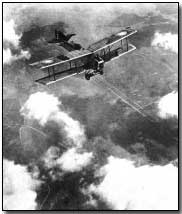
[42,146,93,174]
[3,19,20,47]
[3,48,30,64]
[3,159,40,210]
[3,19,31,65]
[89,156,178,210]
[20,92,61,125]
[57,148,93,172]
[41,146,61,169]
[157,91,178,119]
[152,31,178,53]
[3,49,14,64]
[20,92,86,147]
[20,92,92,181]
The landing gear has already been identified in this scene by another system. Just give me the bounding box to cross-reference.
[85,73,90,80]
[85,69,103,80]
[100,69,103,75]
[85,69,92,80]
[85,55,104,80]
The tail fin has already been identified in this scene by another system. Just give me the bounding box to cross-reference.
[55,29,59,39]
[66,33,76,41]
[55,29,66,41]
[54,29,75,41]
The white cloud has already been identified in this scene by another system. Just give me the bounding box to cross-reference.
[3,19,20,47]
[3,49,12,64]
[20,92,61,125]
[42,146,93,174]
[89,156,178,210]
[158,91,178,119]
[20,92,86,147]
[57,148,93,172]
[3,19,31,65]
[152,31,178,53]
[3,48,30,64]
[42,146,60,169]
[3,159,40,210]
[55,112,86,145]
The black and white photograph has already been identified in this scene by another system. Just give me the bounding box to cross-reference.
[2,2,179,211]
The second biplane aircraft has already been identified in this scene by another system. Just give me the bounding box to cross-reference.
[30,27,137,85]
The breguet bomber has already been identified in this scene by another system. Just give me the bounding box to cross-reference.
[30,26,137,85]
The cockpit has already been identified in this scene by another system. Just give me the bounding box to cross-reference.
[94,55,104,71]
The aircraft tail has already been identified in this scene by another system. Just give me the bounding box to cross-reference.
[55,30,75,41]
[55,29,65,40]
[66,33,76,41]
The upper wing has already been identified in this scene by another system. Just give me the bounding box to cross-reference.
[88,28,137,52]
[88,27,137,62]
[30,49,92,85]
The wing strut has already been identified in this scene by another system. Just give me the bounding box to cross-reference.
[53,66,56,81]
[126,38,128,51]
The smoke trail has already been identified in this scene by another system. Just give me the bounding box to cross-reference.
[20,92,86,147]
[152,31,178,53]
[3,159,40,210]
[88,156,178,210]
[157,91,178,119]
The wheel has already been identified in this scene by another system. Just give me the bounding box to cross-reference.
[100,70,104,75]
[85,74,90,80]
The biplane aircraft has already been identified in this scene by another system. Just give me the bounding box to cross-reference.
[30,27,137,85]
